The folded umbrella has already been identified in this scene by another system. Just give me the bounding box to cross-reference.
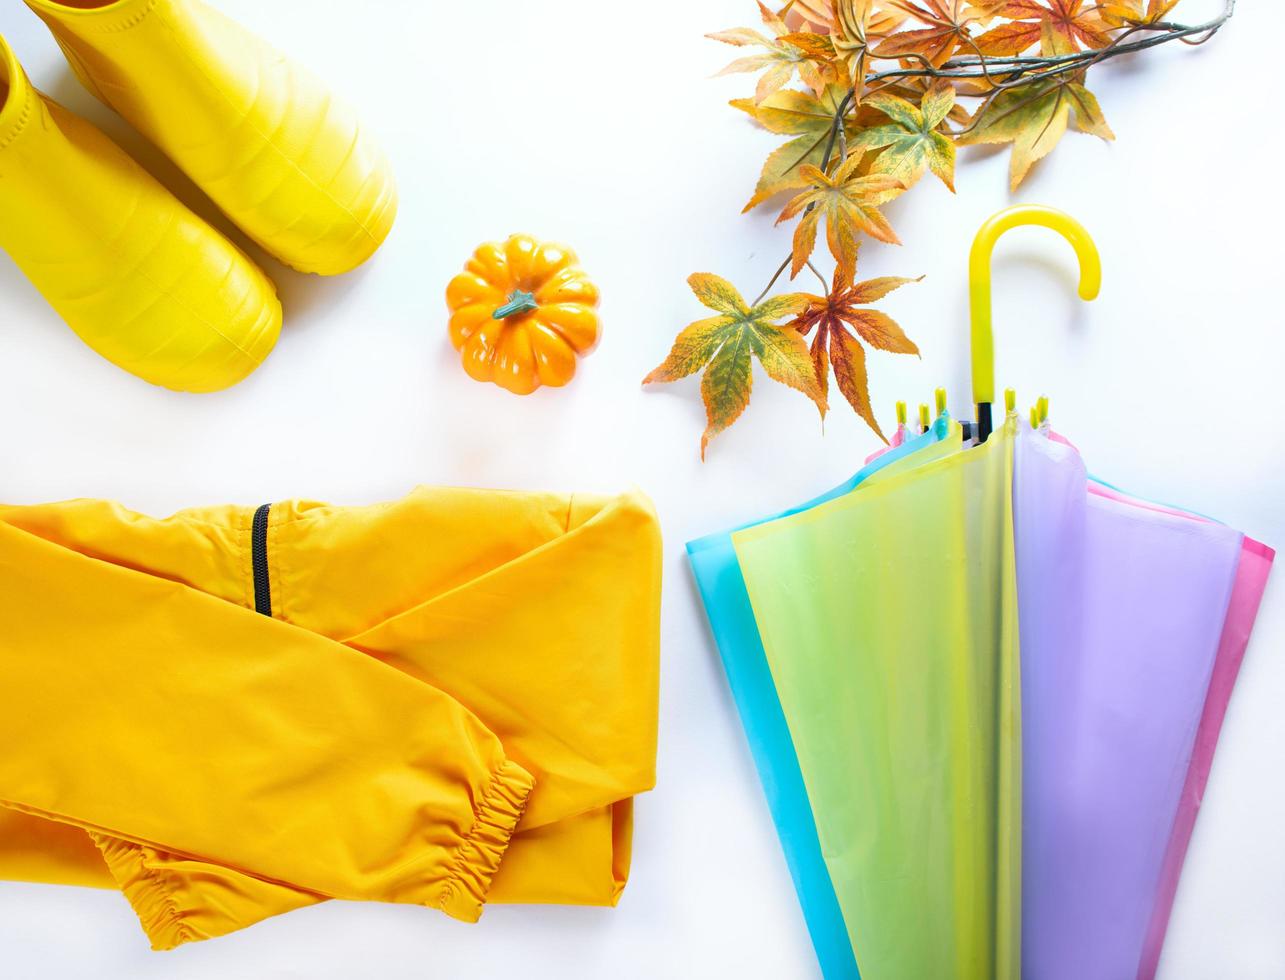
[731,417,1021,980]
[687,415,954,979]
[689,205,1272,980]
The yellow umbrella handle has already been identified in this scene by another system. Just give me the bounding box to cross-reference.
[969,205,1101,440]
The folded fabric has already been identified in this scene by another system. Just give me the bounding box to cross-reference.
[0,487,661,948]
[1023,425,1271,975]
[732,417,1021,980]
[686,414,953,980]
[1014,426,1247,980]
[1082,478,1274,980]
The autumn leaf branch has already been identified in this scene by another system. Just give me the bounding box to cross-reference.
[645,0,1233,458]
[868,0,1234,138]
[752,0,1233,296]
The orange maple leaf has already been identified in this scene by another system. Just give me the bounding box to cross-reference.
[777,155,905,281]
[872,1,1007,67]
[791,259,922,439]
[974,1,1112,57]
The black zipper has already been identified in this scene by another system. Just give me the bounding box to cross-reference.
[251,503,272,616]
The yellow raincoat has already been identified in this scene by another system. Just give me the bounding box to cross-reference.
[0,487,661,949]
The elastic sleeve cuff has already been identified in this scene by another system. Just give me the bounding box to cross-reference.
[434,758,534,922]
[90,834,204,951]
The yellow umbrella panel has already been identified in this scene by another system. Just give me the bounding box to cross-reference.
[733,419,1020,980]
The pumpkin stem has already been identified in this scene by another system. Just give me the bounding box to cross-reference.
[492,289,539,319]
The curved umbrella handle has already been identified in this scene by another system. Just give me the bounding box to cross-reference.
[969,205,1101,441]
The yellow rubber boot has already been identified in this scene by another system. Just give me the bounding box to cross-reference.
[26,0,398,276]
[0,35,281,392]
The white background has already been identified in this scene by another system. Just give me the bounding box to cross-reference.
[1,1,1281,977]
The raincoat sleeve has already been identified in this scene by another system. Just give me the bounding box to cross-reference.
[0,519,533,949]
[337,490,663,908]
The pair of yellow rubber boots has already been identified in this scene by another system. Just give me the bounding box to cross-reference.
[0,0,397,392]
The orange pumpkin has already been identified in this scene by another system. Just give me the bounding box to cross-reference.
[445,234,601,394]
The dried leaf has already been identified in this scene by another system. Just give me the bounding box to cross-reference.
[831,0,876,88]
[870,1,914,36]
[960,73,1114,188]
[848,274,923,304]
[850,80,957,191]
[846,307,921,352]
[643,274,824,458]
[786,0,840,31]
[829,324,879,437]
[689,271,750,315]
[809,321,831,406]
[874,0,1005,66]
[700,333,755,457]
[733,85,862,210]
[710,1,842,102]
[1100,0,1181,27]
[777,155,905,279]
[778,30,839,61]
[863,77,973,125]
[974,0,1112,56]
[790,260,921,440]
[643,316,737,382]
[784,0,908,34]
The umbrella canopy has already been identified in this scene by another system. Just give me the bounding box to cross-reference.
[1029,427,1274,978]
[686,415,954,979]
[731,418,1021,979]
[1014,422,1247,979]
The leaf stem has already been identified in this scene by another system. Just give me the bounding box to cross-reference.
[806,260,830,293]
[751,255,794,307]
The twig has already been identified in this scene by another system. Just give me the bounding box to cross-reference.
[753,88,854,304]
[806,260,830,293]
[751,254,794,307]
[865,0,1233,88]
[947,20,1155,137]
